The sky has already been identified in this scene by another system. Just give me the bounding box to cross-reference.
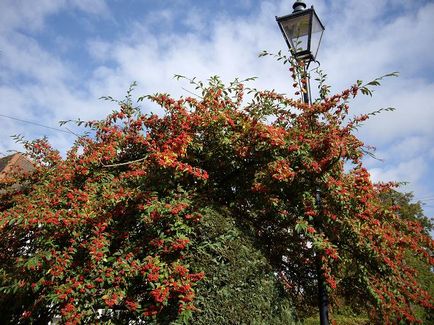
[1,0,434,218]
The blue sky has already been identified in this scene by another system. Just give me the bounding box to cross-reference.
[1,0,434,217]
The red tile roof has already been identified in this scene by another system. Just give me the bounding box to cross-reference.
[0,153,34,181]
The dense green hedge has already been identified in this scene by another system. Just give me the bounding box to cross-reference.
[189,207,295,324]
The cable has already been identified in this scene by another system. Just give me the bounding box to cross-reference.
[0,114,77,136]
[415,196,434,201]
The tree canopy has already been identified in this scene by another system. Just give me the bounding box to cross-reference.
[0,57,432,324]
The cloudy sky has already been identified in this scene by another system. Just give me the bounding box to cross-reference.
[1,0,434,217]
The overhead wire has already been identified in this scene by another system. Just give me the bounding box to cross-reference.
[0,114,79,137]
[415,196,434,201]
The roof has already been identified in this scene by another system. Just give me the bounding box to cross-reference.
[0,154,15,174]
[0,153,34,180]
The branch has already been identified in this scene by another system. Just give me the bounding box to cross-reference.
[101,156,148,168]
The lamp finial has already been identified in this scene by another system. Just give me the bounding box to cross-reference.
[292,0,307,13]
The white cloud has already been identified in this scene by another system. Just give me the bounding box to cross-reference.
[84,2,293,105]
[358,80,434,146]
[0,0,65,32]
[0,33,69,84]
[0,0,109,33]
[87,40,112,62]
[182,8,207,33]
[320,1,434,88]
[430,148,434,160]
[388,136,430,160]
[69,0,109,16]
[369,157,427,185]
[363,135,432,166]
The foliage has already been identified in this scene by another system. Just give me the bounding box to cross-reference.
[0,53,433,324]
[379,191,434,323]
[0,93,209,323]
[379,190,433,235]
[189,207,295,324]
[323,190,434,324]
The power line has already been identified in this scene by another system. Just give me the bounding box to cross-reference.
[415,196,434,201]
[0,114,78,136]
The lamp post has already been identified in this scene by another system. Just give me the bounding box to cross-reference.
[276,2,329,325]
[276,0,324,67]
[276,0,324,104]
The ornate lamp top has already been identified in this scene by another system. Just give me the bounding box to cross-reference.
[292,0,307,13]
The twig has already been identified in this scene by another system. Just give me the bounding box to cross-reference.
[101,156,148,168]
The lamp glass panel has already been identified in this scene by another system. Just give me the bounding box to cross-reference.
[280,12,310,54]
[309,13,324,60]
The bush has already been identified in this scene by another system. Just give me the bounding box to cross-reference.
[189,207,295,324]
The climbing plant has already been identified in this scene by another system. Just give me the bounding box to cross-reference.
[0,55,432,324]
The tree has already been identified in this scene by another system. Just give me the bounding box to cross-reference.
[379,190,434,323]
[0,57,432,324]
[0,94,209,323]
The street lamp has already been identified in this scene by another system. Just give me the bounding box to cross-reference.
[276,2,329,325]
[276,0,325,66]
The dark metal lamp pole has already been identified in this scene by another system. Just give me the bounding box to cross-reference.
[276,2,329,324]
[315,188,329,325]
